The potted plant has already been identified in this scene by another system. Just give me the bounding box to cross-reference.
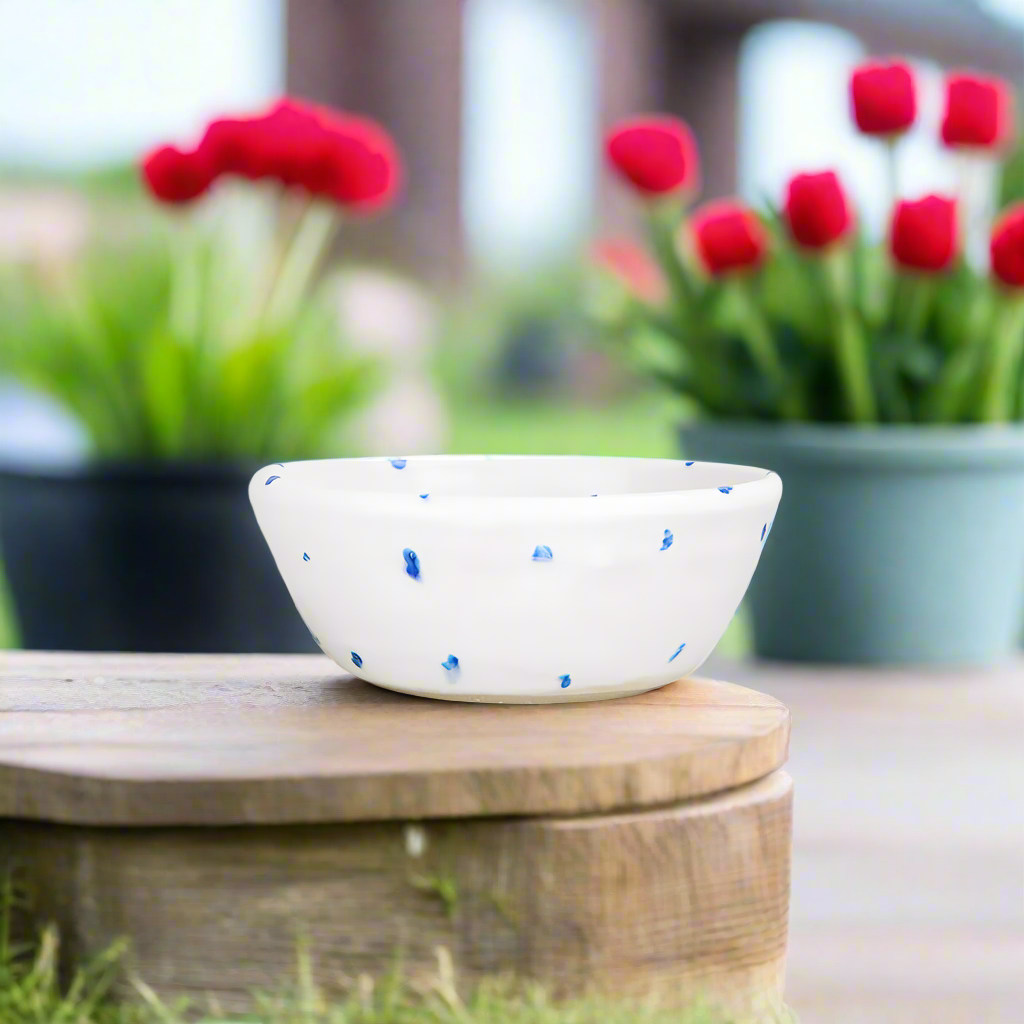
[591,63,1024,665]
[0,98,399,653]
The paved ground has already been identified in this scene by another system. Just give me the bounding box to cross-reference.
[704,654,1024,1024]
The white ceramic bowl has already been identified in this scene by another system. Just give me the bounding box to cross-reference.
[250,455,781,703]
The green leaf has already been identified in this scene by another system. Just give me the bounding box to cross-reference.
[0,221,381,459]
[869,332,942,423]
[278,356,382,456]
[139,330,190,455]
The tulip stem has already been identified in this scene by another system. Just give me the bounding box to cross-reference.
[955,153,973,251]
[733,278,805,419]
[646,206,695,317]
[899,275,934,338]
[169,212,201,341]
[979,292,1024,422]
[239,191,305,338]
[824,248,877,422]
[885,138,900,209]
[263,200,341,328]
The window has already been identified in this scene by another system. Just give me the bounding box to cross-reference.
[462,0,595,271]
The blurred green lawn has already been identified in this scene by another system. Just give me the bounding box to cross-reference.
[0,395,747,653]
[446,393,679,457]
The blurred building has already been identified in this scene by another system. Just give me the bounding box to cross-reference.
[288,0,1024,280]
[1,1,1023,279]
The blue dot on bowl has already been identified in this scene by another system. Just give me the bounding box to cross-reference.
[265,475,280,485]
[403,548,421,579]
[532,545,553,561]
[442,654,459,671]
[761,523,767,541]
[419,493,429,500]
[302,552,310,562]
[669,643,686,662]
[685,461,695,466]
[559,674,571,688]
[389,458,407,469]
[351,651,363,668]
[718,486,733,494]
[660,529,673,550]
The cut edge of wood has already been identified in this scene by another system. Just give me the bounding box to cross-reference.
[0,710,789,827]
[0,659,790,827]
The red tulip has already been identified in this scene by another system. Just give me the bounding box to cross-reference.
[196,97,401,209]
[692,201,766,276]
[890,195,957,272]
[200,116,267,181]
[140,145,213,204]
[322,113,403,210]
[784,171,853,249]
[990,204,1024,287]
[258,99,332,189]
[201,99,335,188]
[605,116,699,197]
[592,238,667,304]
[941,73,1014,149]
[850,60,917,136]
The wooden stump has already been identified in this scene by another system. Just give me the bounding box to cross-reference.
[0,653,792,1016]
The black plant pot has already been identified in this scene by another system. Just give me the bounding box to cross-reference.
[0,460,316,653]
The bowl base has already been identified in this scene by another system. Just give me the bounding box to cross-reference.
[362,678,673,704]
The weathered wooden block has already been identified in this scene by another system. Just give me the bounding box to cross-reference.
[0,652,792,1015]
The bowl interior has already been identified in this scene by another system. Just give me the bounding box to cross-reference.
[272,455,770,499]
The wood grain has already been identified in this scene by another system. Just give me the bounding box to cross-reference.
[2,770,792,1016]
[0,651,789,826]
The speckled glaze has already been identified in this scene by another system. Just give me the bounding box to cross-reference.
[250,455,781,703]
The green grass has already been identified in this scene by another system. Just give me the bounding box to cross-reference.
[446,394,680,458]
[0,161,143,199]
[0,926,787,1024]
[0,880,786,1024]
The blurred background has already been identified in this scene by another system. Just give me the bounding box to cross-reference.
[0,3,1022,1021]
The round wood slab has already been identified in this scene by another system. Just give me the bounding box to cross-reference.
[0,652,790,826]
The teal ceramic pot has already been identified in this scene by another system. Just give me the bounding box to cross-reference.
[679,421,1024,665]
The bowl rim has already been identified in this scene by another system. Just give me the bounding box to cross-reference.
[250,454,781,511]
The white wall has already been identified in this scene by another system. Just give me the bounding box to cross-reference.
[0,0,283,167]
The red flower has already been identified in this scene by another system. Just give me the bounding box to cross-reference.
[784,171,853,249]
[256,99,329,188]
[140,145,213,204]
[200,99,333,187]
[199,116,268,181]
[321,113,403,211]
[592,239,667,304]
[197,98,401,210]
[692,201,766,276]
[990,204,1024,287]
[850,60,916,136]
[890,195,957,272]
[941,73,1014,149]
[605,116,699,197]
